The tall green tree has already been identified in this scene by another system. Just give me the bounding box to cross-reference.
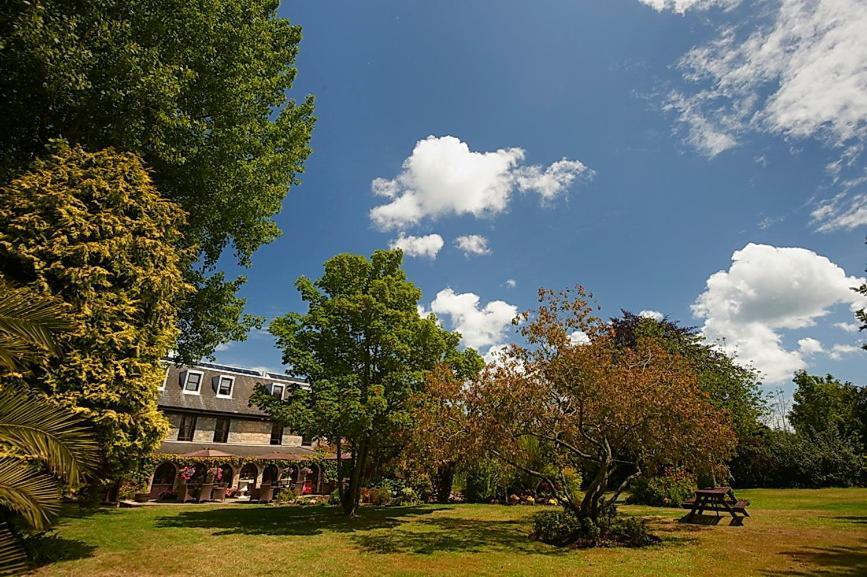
[0,145,189,489]
[0,0,316,360]
[790,371,865,446]
[253,249,482,516]
[0,281,97,576]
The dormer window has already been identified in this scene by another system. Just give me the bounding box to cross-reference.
[158,365,169,391]
[215,375,234,398]
[182,370,203,394]
[271,383,285,399]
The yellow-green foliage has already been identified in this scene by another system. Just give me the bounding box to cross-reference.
[0,144,192,484]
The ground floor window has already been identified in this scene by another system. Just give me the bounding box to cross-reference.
[213,417,230,443]
[270,422,283,445]
[177,414,197,441]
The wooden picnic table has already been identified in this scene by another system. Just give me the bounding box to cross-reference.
[681,486,750,525]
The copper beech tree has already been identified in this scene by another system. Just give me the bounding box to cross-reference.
[430,287,737,522]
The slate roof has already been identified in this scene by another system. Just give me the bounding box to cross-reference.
[158,360,306,419]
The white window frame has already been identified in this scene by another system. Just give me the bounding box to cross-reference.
[215,375,235,399]
[158,366,169,391]
[182,370,204,395]
[271,383,285,399]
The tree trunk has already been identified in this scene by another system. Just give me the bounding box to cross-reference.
[579,461,611,521]
[432,462,456,503]
[341,439,370,517]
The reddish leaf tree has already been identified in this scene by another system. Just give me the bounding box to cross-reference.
[452,287,737,522]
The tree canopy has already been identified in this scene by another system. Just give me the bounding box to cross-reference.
[790,371,866,446]
[0,0,316,360]
[610,311,766,442]
[444,288,736,522]
[253,249,483,516]
[0,144,188,486]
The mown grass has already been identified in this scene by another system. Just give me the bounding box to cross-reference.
[30,488,867,577]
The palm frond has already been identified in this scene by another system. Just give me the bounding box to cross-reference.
[0,392,98,487]
[0,280,73,371]
[0,459,61,530]
[0,522,27,577]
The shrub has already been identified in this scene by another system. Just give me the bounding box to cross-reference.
[533,510,582,546]
[366,487,392,506]
[606,517,658,547]
[533,508,658,548]
[627,468,696,507]
[157,491,177,502]
[329,489,341,505]
[730,427,866,488]
[463,458,506,503]
[275,488,298,504]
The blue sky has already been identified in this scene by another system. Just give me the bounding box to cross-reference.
[215,0,867,394]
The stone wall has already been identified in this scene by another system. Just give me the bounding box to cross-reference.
[227,418,272,445]
[161,411,308,447]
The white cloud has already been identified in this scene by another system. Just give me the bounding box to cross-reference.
[829,343,863,360]
[370,136,591,230]
[797,337,824,356]
[504,279,517,288]
[454,234,491,256]
[639,310,665,321]
[638,0,734,13]
[515,159,591,200]
[569,330,591,345]
[215,342,232,352]
[834,321,860,333]
[692,243,866,383]
[429,288,518,350]
[812,192,867,231]
[483,344,510,366]
[655,0,867,156]
[389,233,444,259]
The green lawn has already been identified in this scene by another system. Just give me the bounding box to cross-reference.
[31,488,867,577]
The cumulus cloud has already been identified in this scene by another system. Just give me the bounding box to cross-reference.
[370,136,591,230]
[834,322,860,333]
[429,288,518,350]
[639,310,665,321]
[389,233,444,259]
[829,343,863,360]
[454,234,491,256]
[504,279,517,288]
[692,243,866,383]
[652,0,867,156]
[797,337,824,356]
[569,330,591,345]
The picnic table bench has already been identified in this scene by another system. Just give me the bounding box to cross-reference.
[681,486,750,525]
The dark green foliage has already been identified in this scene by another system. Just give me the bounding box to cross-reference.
[0,0,316,359]
[730,427,866,488]
[253,249,482,516]
[627,468,697,507]
[606,517,658,547]
[532,510,583,546]
[463,458,508,503]
[532,509,656,548]
[790,371,866,446]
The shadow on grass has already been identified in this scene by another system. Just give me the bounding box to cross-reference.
[155,505,443,537]
[352,515,568,556]
[832,516,867,525]
[24,533,97,568]
[761,540,867,577]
